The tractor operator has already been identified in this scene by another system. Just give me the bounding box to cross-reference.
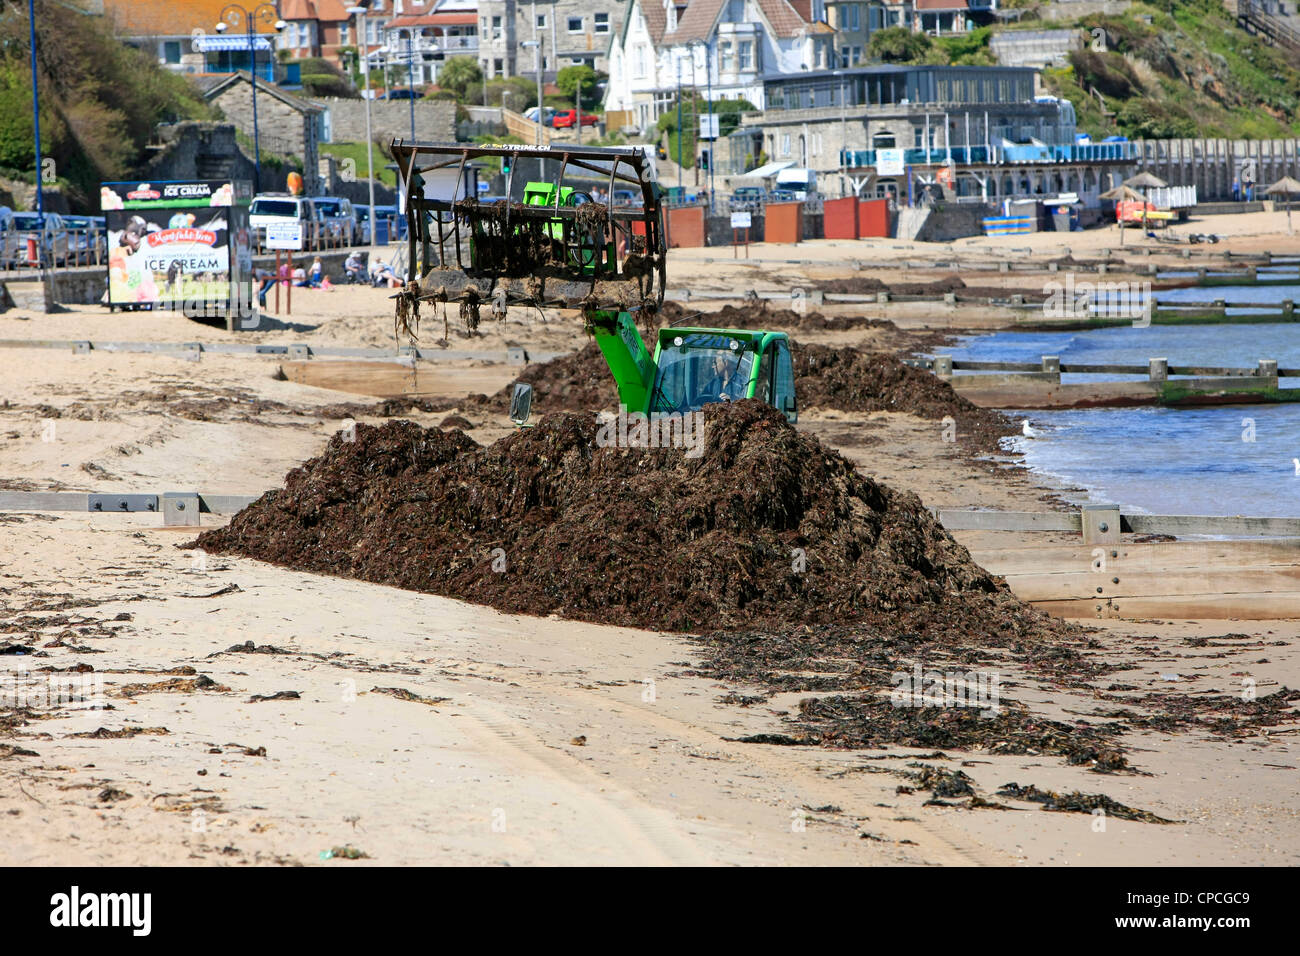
[701,353,748,403]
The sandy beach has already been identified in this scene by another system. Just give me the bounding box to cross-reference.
[1,225,1297,867]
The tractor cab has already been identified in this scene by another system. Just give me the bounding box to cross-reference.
[650,328,797,422]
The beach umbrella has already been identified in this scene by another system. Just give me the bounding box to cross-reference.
[1123,172,1168,190]
[1265,176,1300,233]
[1099,184,1144,201]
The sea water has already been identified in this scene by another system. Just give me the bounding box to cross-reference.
[938,288,1300,517]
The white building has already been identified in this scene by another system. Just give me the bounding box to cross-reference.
[605,0,833,133]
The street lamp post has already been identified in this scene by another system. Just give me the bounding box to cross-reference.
[27,0,42,224]
[403,30,417,140]
[521,39,543,147]
[676,58,682,194]
[216,4,286,195]
[688,38,714,214]
[834,70,846,197]
[347,5,376,238]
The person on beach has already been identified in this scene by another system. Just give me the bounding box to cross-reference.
[345,251,368,284]
[292,266,309,287]
[371,258,402,288]
[307,256,324,288]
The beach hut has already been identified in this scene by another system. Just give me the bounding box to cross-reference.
[1265,176,1300,234]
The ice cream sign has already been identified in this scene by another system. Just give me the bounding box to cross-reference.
[146,227,218,248]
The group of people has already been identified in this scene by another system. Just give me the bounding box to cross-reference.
[254,252,402,307]
[343,251,402,288]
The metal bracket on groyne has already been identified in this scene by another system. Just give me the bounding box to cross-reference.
[0,339,559,365]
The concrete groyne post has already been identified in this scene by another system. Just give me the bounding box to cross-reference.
[933,355,954,379]
[1149,358,1168,382]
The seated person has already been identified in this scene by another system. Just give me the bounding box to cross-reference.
[292,266,309,287]
[371,258,402,288]
[699,353,749,403]
[344,251,368,284]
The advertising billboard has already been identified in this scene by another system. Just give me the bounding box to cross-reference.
[100,180,250,314]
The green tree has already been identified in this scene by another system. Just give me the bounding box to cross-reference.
[437,56,484,102]
[556,65,599,109]
[867,27,932,64]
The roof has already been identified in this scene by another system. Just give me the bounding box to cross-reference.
[639,0,669,44]
[914,0,970,9]
[202,71,326,113]
[660,0,812,45]
[102,0,275,36]
[756,0,811,37]
[280,0,353,20]
[742,160,795,178]
[664,0,725,45]
[386,13,478,29]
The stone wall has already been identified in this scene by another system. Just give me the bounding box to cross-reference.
[141,123,281,193]
[208,82,320,190]
[319,97,457,145]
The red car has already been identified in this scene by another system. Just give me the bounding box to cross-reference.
[552,109,600,129]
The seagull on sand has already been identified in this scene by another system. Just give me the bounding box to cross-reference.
[1022,420,1041,438]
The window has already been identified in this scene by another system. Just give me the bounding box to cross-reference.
[634,44,647,78]
[339,23,350,44]
[720,41,734,71]
[494,57,503,73]
[781,133,790,157]
[163,40,181,63]
[537,14,546,28]
[567,16,583,33]
[840,46,850,66]
[852,45,862,64]
[851,3,860,30]
[594,12,609,33]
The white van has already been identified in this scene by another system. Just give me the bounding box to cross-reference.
[773,168,817,201]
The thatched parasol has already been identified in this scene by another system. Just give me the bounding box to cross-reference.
[1266,176,1300,233]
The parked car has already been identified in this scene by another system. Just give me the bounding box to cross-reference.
[385,89,423,100]
[552,109,600,129]
[10,211,71,266]
[729,186,766,211]
[249,194,317,247]
[352,204,374,245]
[311,196,359,245]
[372,204,409,241]
[523,106,556,127]
[611,189,642,208]
[62,214,107,263]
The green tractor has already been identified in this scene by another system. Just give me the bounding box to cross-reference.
[388,140,796,423]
